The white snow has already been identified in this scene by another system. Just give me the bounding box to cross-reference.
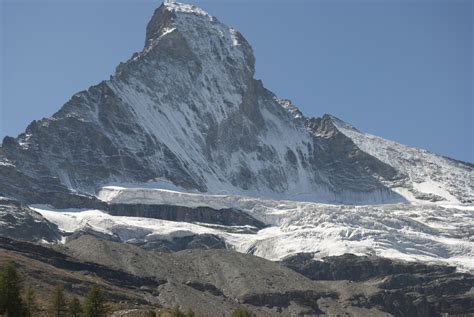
[34,187,474,271]
[332,116,473,204]
[163,1,210,17]
[413,180,460,203]
[0,161,14,167]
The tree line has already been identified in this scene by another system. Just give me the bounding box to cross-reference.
[0,261,108,317]
[1,261,254,317]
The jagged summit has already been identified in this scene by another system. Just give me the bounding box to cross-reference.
[143,1,253,70]
[163,1,210,16]
[0,1,472,207]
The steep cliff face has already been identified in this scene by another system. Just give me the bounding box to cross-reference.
[0,2,410,205]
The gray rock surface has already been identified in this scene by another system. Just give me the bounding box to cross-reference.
[0,198,61,242]
[281,253,474,317]
[106,203,266,228]
[60,235,473,317]
[60,235,388,316]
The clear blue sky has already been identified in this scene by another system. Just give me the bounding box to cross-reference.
[1,0,473,162]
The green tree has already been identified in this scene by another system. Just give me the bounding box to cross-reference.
[22,284,37,317]
[186,308,195,317]
[231,308,252,317]
[68,296,82,317]
[49,286,67,317]
[0,261,24,317]
[82,286,108,317]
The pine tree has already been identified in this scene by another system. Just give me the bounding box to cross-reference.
[68,296,82,317]
[22,284,37,317]
[0,261,24,317]
[82,285,108,317]
[49,286,67,317]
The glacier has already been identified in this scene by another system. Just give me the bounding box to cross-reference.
[32,186,474,271]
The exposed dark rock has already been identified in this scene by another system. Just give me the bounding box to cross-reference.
[241,290,337,313]
[106,203,266,228]
[184,280,224,297]
[281,253,474,317]
[0,198,61,242]
[0,162,106,209]
[66,227,122,243]
[281,253,457,281]
[134,234,227,252]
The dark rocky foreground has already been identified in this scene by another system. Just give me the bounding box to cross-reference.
[1,234,471,317]
[281,253,474,317]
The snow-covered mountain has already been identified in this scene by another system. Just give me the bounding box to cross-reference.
[0,1,473,273]
[3,1,462,206]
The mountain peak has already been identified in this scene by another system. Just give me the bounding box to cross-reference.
[143,1,254,74]
[162,1,211,18]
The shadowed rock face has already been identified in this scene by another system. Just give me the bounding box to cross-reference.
[66,228,227,253]
[281,253,456,281]
[0,198,61,242]
[137,233,227,252]
[106,203,266,228]
[281,253,474,317]
[0,2,409,206]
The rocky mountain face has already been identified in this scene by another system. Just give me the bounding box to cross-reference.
[0,2,473,315]
[4,1,469,206]
[0,198,61,242]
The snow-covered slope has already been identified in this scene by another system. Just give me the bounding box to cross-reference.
[331,116,473,204]
[34,187,474,271]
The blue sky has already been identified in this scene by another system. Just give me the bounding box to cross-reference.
[1,0,472,162]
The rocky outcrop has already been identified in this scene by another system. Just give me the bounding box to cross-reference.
[281,253,455,281]
[65,223,228,253]
[0,198,61,242]
[281,253,474,317]
[129,233,227,252]
[106,203,266,228]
